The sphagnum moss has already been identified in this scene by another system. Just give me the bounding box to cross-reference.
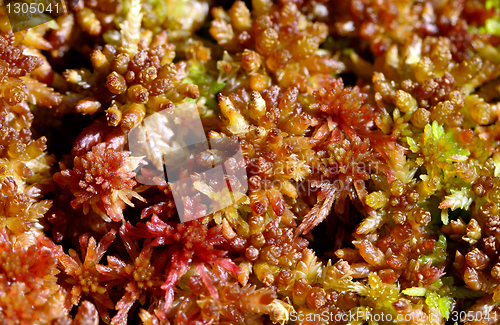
[1,0,500,324]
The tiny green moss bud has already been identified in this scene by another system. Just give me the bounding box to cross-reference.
[249,91,266,119]
[413,208,431,225]
[106,71,127,94]
[466,95,497,125]
[448,90,465,108]
[390,179,404,197]
[489,187,500,203]
[230,1,252,32]
[241,49,262,72]
[394,90,417,113]
[463,219,482,245]
[256,28,279,56]
[393,210,406,225]
[127,84,149,103]
[411,107,431,128]
[365,191,389,209]
[218,93,249,134]
[415,57,435,83]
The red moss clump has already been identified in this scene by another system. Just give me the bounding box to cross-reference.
[0,229,66,324]
[97,226,166,324]
[126,216,240,312]
[51,229,117,323]
[54,143,144,222]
